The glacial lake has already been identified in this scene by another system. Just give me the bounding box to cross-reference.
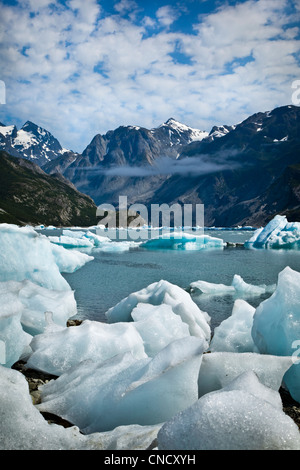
[42,229,300,332]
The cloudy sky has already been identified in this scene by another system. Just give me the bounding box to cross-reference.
[0,0,299,152]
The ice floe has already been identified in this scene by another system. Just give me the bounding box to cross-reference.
[245,215,300,249]
[141,231,226,250]
[190,274,276,297]
[105,279,211,345]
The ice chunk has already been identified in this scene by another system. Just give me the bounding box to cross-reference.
[48,229,139,252]
[190,280,235,295]
[252,266,300,403]
[198,351,294,397]
[141,231,225,250]
[190,274,275,297]
[50,242,93,273]
[0,279,76,336]
[106,280,211,344]
[0,224,92,291]
[231,274,274,295]
[245,215,300,249]
[0,289,32,367]
[27,319,147,375]
[0,365,161,450]
[210,299,257,353]
[48,235,94,249]
[158,371,300,450]
[38,337,206,433]
[131,303,190,357]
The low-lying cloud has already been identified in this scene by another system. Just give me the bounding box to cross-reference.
[75,152,240,177]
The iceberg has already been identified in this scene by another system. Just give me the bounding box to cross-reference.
[26,302,191,375]
[48,229,139,253]
[158,371,300,450]
[26,319,147,375]
[141,231,225,250]
[131,303,190,357]
[106,279,211,344]
[0,280,76,337]
[198,351,294,397]
[190,274,275,296]
[0,365,161,450]
[37,337,206,433]
[209,299,257,353]
[252,266,300,403]
[0,224,93,291]
[245,215,300,249]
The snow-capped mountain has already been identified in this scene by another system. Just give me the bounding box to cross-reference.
[153,118,209,147]
[0,121,71,166]
[2,105,300,227]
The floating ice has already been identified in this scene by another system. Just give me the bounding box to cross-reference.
[141,231,225,250]
[190,274,275,296]
[252,266,300,403]
[158,371,300,450]
[209,299,257,353]
[198,351,294,397]
[245,215,300,249]
[38,337,206,433]
[48,229,139,252]
[26,319,147,375]
[0,365,161,450]
[0,224,92,291]
[106,279,211,344]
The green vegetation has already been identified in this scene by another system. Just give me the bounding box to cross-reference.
[0,151,97,226]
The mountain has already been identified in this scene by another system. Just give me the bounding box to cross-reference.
[43,118,210,204]
[2,106,300,227]
[48,105,300,227]
[154,105,300,226]
[0,121,77,166]
[0,150,97,226]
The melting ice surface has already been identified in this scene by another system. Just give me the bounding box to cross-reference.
[0,222,300,449]
[245,215,300,249]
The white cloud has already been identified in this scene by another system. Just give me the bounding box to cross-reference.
[0,0,299,151]
[156,5,180,28]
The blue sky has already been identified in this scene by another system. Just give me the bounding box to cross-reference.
[0,0,299,151]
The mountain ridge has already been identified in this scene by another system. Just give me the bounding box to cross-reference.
[1,105,299,227]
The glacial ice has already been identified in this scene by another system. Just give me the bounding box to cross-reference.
[0,224,93,291]
[245,214,300,249]
[190,274,275,296]
[209,299,257,353]
[26,319,147,375]
[141,231,225,250]
[48,229,140,252]
[105,279,211,345]
[131,303,190,357]
[0,365,161,450]
[26,302,193,375]
[158,371,300,450]
[37,337,206,433]
[198,351,294,397]
[252,266,300,403]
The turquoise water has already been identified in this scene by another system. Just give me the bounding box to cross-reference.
[49,229,300,331]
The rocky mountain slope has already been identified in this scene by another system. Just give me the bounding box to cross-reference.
[0,151,97,226]
[1,105,299,227]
